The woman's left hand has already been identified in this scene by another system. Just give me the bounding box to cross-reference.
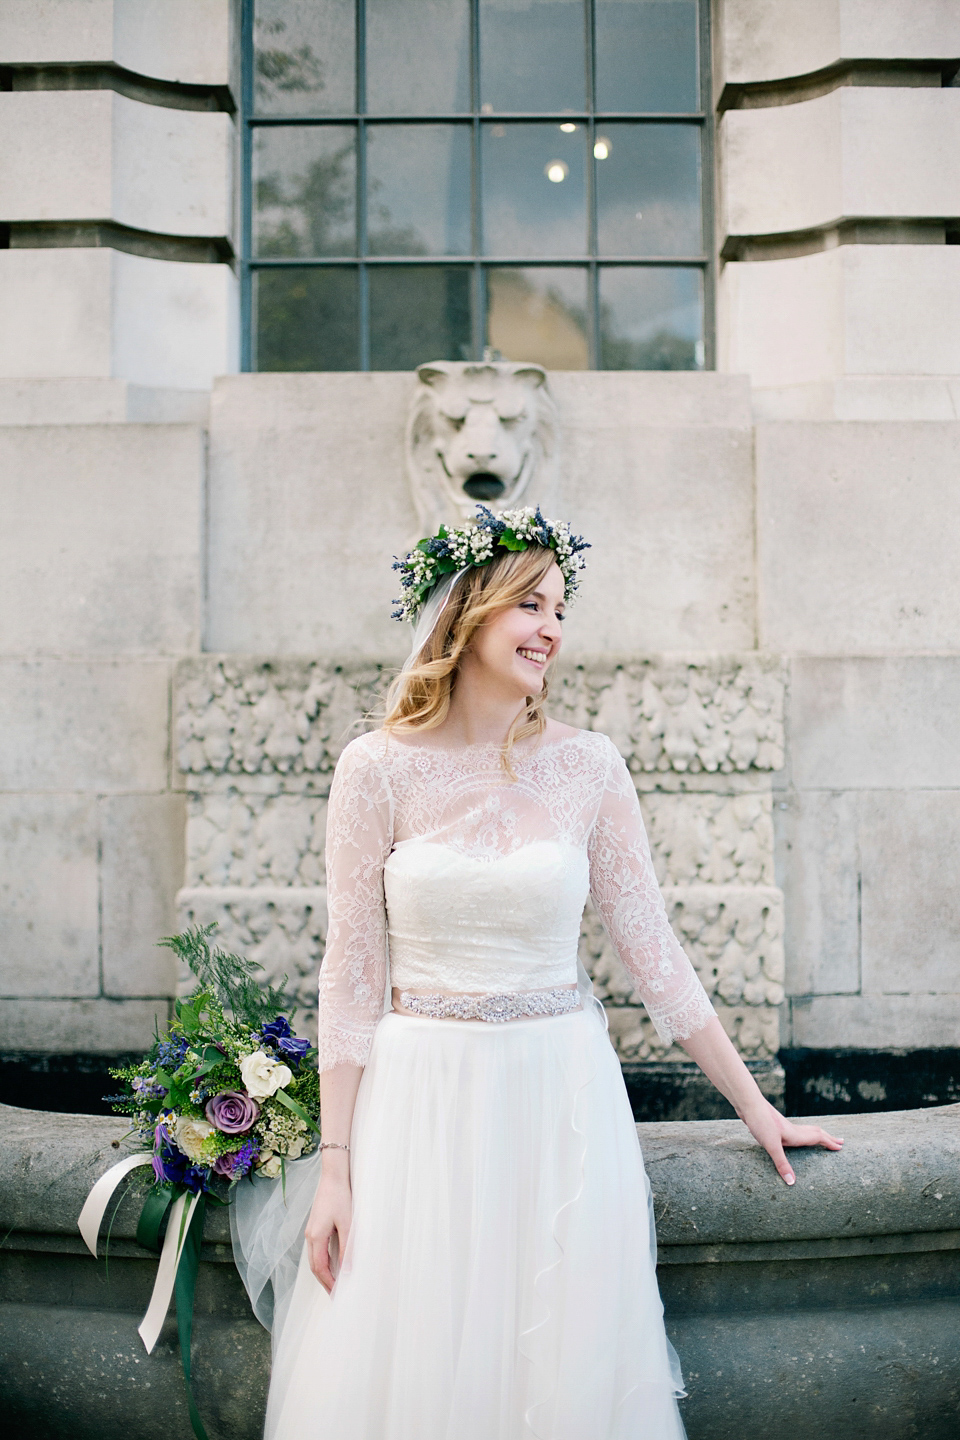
[739,1098,844,1185]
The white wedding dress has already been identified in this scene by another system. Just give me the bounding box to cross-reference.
[232,728,716,1440]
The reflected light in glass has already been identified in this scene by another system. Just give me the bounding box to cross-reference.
[594,136,613,160]
[559,122,578,133]
[546,161,569,183]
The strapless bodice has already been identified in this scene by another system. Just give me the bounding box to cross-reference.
[384,839,589,993]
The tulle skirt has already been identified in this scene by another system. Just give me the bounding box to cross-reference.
[233,1006,687,1440]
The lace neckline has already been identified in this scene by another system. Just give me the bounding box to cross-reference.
[379,730,588,764]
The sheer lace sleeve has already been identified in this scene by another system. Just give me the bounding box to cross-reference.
[588,741,715,1044]
[317,736,393,1073]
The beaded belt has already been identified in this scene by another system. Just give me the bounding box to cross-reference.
[397,988,580,1022]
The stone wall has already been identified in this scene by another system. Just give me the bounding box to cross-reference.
[1,1100,956,1438]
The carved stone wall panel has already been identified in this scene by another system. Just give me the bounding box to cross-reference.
[185,793,328,888]
[175,655,786,788]
[581,885,784,1061]
[640,792,774,886]
[551,657,786,776]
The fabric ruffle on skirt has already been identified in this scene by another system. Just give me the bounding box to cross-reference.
[233,1007,687,1440]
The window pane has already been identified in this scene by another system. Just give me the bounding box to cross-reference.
[255,268,359,370]
[482,123,586,257]
[369,267,472,369]
[367,126,471,257]
[486,267,588,369]
[253,0,354,116]
[595,123,701,256]
[595,0,699,113]
[366,0,471,115]
[479,0,586,113]
[598,267,703,369]
[253,126,356,258]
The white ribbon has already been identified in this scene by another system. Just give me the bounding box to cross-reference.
[78,1153,205,1355]
[77,1152,154,1257]
[137,1190,204,1354]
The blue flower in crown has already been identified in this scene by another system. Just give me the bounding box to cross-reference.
[391,505,590,624]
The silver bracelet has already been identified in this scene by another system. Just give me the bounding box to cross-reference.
[319,1141,350,1153]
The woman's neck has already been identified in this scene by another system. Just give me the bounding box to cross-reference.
[435,665,528,748]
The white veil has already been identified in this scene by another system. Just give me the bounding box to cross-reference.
[400,566,471,673]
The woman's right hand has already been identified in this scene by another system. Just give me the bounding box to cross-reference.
[305,1171,352,1293]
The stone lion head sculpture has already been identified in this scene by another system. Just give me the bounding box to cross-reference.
[405,360,559,531]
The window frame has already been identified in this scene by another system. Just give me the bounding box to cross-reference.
[240,0,715,371]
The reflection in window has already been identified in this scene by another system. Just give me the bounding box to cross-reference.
[487,269,588,370]
[253,127,356,257]
[253,0,354,115]
[599,267,703,370]
[245,1,711,370]
[366,0,471,115]
[481,123,587,258]
[595,124,701,256]
[369,268,473,369]
[367,126,472,256]
[595,0,699,113]
[255,268,359,370]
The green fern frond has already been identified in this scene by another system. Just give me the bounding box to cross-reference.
[158,924,295,1029]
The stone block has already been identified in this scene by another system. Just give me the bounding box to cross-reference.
[0,248,238,388]
[791,993,960,1050]
[0,423,203,654]
[756,422,960,654]
[101,795,186,998]
[860,790,960,995]
[723,89,960,239]
[775,790,860,997]
[0,659,170,792]
[789,658,960,791]
[0,0,232,87]
[0,92,231,237]
[206,373,422,658]
[0,379,210,427]
[559,428,756,655]
[719,0,960,86]
[751,375,960,423]
[720,245,960,388]
[548,372,752,429]
[0,999,170,1053]
[0,796,99,998]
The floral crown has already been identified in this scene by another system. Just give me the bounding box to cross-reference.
[392,505,590,624]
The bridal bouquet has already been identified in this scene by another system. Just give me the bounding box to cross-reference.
[78,925,320,1440]
[109,927,320,1190]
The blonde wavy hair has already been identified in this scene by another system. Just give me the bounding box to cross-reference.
[383,545,559,771]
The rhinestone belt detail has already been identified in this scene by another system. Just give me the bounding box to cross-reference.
[397,988,581,1022]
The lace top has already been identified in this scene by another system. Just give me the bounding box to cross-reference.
[318,728,715,1073]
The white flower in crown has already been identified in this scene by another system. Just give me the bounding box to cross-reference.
[391,504,590,625]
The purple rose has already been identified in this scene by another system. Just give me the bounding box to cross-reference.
[205,1090,260,1134]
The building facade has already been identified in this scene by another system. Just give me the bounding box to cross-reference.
[1,1,959,1087]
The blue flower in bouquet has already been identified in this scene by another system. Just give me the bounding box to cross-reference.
[213,1137,259,1179]
[156,1035,189,1070]
[261,1016,310,1069]
[152,1137,208,1194]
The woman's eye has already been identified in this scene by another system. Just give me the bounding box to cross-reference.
[520,601,538,611]
[556,611,565,623]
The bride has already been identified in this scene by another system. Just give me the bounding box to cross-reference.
[234,506,842,1440]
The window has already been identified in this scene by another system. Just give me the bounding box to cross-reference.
[241,0,713,371]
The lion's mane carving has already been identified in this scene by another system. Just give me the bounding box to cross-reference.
[405,360,560,531]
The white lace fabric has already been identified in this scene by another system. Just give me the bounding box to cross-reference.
[318,728,715,1073]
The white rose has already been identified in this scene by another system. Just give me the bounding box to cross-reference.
[258,1151,282,1179]
[284,1137,305,1161]
[174,1115,215,1161]
[239,1050,293,1100]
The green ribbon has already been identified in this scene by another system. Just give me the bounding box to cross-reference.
[174,1195,209,1440]
[136,1183,176,1254]
[136,1185,210,1440]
